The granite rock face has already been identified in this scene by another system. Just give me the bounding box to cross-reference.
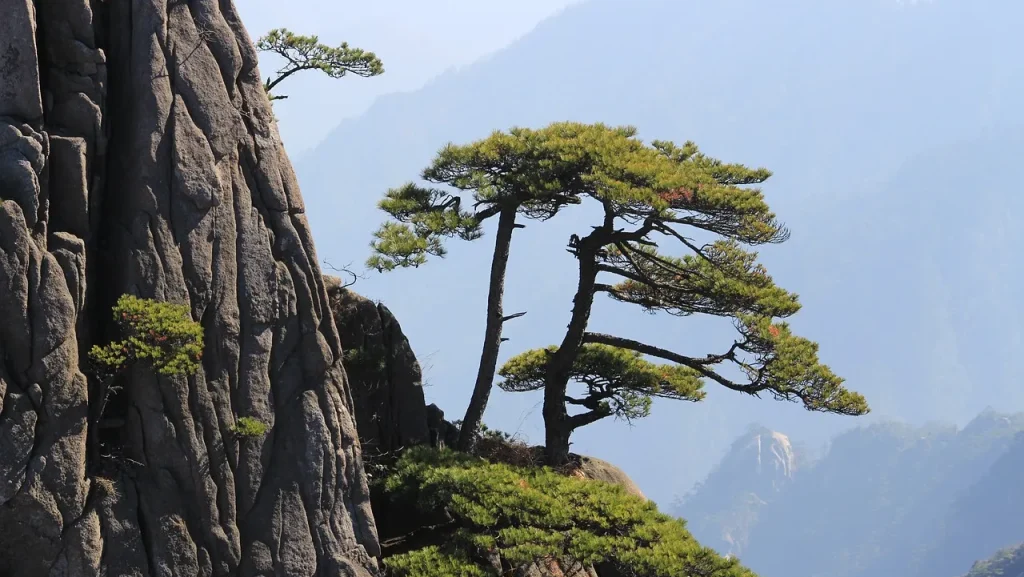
[573,456,646,500]
[0,2,379,575]
[325,281,430,457]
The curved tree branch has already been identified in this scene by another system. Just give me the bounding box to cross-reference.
[323,259,366,288]
[581,331,763,396]
[568,409,613,429]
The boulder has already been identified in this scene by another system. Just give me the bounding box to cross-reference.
[573,455,647,500]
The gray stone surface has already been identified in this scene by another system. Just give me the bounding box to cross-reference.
[575,455,646,500]
[0,1,379,575]
[0,0,43,120]
[326,283,430,456]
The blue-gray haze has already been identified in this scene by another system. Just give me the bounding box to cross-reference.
[280,0,1024,511]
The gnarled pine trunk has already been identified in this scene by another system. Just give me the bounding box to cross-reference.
[456,205,518,451]
[0,1,379,575]
[544,247,601,467]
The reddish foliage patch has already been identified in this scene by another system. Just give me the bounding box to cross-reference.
[659,186,695,204]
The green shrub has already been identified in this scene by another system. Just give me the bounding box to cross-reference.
[230,416,268,438]
[88,294,204,378]
[964,544,1024,577]
[381,446,756,577]
[86,294,205,465]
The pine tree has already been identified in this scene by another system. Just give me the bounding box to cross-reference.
[486,123,867,465]
[367,125,596,450]
[87,295,204,465]
[369,122,867,464]
[256,28,383,101]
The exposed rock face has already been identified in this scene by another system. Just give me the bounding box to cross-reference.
[318,283,644,577]
[573,456,646,500]
[519,560,599,577]
[673,424,799,556]
[425,402,460,449]
[325,282,429,456]
[0,2,378,575]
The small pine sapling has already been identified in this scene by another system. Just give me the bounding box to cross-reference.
[87,294,204,463]
[256,28,383,101]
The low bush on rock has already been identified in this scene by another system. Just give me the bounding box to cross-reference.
[380,446,756,577]
[230,416,269,438]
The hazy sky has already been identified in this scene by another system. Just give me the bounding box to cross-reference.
[236,0,581,155]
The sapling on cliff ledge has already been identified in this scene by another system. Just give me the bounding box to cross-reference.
[256,28,384,101]
[86,294,204,464]
[230,416,269,439]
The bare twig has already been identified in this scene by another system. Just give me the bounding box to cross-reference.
[323,259,366,288]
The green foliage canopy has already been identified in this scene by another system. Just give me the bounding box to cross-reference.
[499,344,705,424]
[381,446,757,577]
[256,28,383,101]
[369,121,792,273]
[462,123,868,453]
[88,294,204,379]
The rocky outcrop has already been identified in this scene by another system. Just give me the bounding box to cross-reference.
[325,282,430,456]
[318,283,645,577]
[519,560,599,577]
[0,2,378,575]
[673,424,800,556]
[425,402,460,449]
[572,456,646,500]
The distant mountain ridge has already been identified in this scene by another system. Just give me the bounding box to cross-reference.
[674,410,1024,577]
[295,0,1024,503]
[962,544,1024,577]
[674,425,805,556]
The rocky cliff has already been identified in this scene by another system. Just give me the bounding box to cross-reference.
[325,281,430,458]
[0,2,378,575]
[674,425,800,556]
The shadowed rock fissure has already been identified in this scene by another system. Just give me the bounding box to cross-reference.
[0,1,380,575]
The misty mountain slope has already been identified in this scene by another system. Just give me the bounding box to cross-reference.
[914,429,1024,577]
[677,411,1024,577]
[295,0,1024,503]
[672,425,809,556]
[962,544,1024,577]
[768,126,1024,424]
